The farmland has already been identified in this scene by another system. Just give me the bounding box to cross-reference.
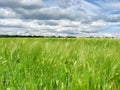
[0,38,120,90]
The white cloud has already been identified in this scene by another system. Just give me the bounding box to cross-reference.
[0,8,18,18]
[95,0,120,12]
[90,20,107,27]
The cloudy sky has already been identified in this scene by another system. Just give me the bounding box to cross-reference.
[0,0,120,37]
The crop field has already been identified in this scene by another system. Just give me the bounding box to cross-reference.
[0,38,120,90]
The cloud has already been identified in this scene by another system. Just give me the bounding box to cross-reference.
[16,7,80,20]
[0,18,108,36]
[95,0,120,12]
[105,14,120,22]
[0,0,45,9]
[0,0,120,37]
[0,8,19,18]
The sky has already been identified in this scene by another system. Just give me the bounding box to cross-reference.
[0,0,120,37]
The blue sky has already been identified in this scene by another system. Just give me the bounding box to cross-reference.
[0,0,120,37]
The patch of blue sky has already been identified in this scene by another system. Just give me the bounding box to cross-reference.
[86,0,99,5]
[111,10,120,14]
[43,0,58,7]
[102,25,120,33]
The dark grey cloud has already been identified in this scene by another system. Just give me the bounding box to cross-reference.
[82,14,120,25]
[0,0,45,9]
[13,7,80,20]
[41,20,59,26]
[81,30,100,33]
[105,14,120,22]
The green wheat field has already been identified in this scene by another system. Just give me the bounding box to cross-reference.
[0,38,120,90]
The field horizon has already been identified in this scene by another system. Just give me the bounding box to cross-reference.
[0,34,120,38]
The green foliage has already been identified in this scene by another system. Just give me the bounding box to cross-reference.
[0,38,120,90]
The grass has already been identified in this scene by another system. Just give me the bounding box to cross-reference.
[0,38,120,90]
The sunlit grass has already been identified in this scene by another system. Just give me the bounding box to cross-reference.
[0,38,120,90]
